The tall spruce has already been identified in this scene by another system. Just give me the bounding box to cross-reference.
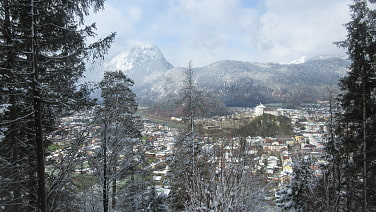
[168,62,203,210]
[0,0,115,211]
[167,62,266,211]
[95,70,141,212]
[334,0,376,211]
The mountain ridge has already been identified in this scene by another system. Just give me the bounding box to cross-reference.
[103,45,350,107]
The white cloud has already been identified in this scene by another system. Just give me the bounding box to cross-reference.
[258,0,350,62]
[149,0,262,66]
[84,2,143,59]
[86,0,351,67]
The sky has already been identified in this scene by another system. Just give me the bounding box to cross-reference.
[86,0,352,67]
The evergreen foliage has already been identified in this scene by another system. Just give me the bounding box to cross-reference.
[276,157,316,212]
[167,62,201,210]
[322,0,376,211]
[0,0,114,210]
[280,1,376,211]
[94,70,144,212]
[168,63,266,211]
[236,113,293,137]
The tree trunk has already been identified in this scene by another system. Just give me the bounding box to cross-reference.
[31,0,47,211]
[362,69,367,212]
[103,121,108,212]
[112,166,117,211]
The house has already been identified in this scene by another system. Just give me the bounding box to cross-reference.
[301,144,317,152]
[276,135,294,145]
[264,108,280,116]
[263,140,288,152]
[254,103,266,116]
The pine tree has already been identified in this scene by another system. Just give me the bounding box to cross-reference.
[0,0,115,210]
[332,0,376,210]
[168,63,265,211]
[306,90,343,212]
[167,62,209,210]
[94,70,142,212]
[276,157,315,212]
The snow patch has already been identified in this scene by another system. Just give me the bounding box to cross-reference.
[288,56,307,64]
[0,104,11,115]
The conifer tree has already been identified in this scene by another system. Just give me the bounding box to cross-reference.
[168,62,265,211]
[332,0,376,210]
[94,70,142,212]
[276,157,315,212]
[168,62,204,210]
[0,0,115,210]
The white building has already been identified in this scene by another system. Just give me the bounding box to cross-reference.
[254,103,266,116]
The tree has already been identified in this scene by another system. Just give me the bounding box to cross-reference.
[170,136,268,211]
[94,70,142,212]
[167,61,210,210]
[235,113,293,137]
[311,87,342,212]
[276,157,316,212]
[184,138,266,211]
[0,0,115,211]
[331,0,376,211]
[46,123,93,211]
[168,62,266,211]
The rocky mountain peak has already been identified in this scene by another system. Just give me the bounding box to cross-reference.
[105,44,173,86]
[102,45,350,107]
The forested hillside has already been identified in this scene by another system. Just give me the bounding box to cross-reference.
[236,114,293,137]
[107,46,350,107]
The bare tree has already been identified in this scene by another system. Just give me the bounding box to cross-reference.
[184,138,266,211]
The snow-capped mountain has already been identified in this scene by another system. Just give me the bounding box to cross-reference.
[103,45,350,107]
[144,57,349,107]
[106,44,173,88]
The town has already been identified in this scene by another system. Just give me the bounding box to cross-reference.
[46,101,333,205]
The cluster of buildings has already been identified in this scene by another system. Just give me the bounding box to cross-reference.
[46,102,332,198]
[46,110,99,158]
[141,103,330,193]
[200,105,326,170]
